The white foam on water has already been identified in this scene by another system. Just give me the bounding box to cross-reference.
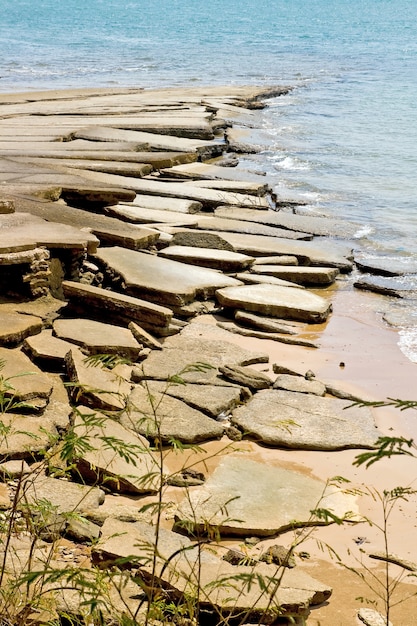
[398,328,417,363]
[273,156,311,171]
[353,225,374,239]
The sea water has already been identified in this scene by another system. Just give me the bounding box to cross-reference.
[1,0,417,357]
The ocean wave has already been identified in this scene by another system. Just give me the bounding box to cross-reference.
[273,156,311,171]
[398,328,417,363]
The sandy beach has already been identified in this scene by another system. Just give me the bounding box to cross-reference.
[0,85,416,625]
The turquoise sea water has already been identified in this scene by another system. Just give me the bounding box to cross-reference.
[1,0,417,355]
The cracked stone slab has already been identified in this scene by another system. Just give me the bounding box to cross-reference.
[0,413,58,460]
[273,374,326,396]
[251,265,340,286]
[158,245,255,272]
[23,329,74,368]
[0,311,42,347]
[23,474,105,515]
[176,455,359,536]
[231,390,380,450]
[0,346,53,406]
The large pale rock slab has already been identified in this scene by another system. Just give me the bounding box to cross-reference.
[251,265,340,286]
[125,383,224,444]
[236,271,305,289]
[158,245,255,272]
[234,310,301,335]
[217,320,318,348]
[161,162,269,184]
[23,330,74,368]
[176,455,359,536]
[62,281,172,334]
[73,406,162,494]
[128,193,202,213]
[219,364,273,391]
[53,318,142,360]
[93,517,328,622]
[0,311,42,346]
[216,283,331,323]
[0,413,58,460]
[65,347,131,411]
[94,246,241,307]
[132,326,268,384]
[273,374,326,396]
[232,390,380,450]
[196,216,311,240]
[106,205,199,226]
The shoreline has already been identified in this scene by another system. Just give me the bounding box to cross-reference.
[0,84,416,625]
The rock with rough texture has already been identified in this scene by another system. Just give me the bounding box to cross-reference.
[53,318,142,360]
[354,276,408,298]
[158,245,255,272]
[94,246,242,307]
[216,321,318,348]
[251,265,340,286]
[73,406,162,494]
[0,312,42,346]
[357,608,393,626]
[23,329,75,367]
[125,383,224,444]
[231,390,380,450]
[236,271,305,289]
[219,364,273,390]
[0,413,58,460]
[23,474,105,515]
[0,347,53,408]
[128,321,162,350]
[62,280,173,334]
[195,216,311,240]
[234,310,301,335]
[355,256,417,277]
[65,347,131,411]
[176,455,358,536]
[273,374,326,396]
[132,328,268,384]
[216,283,332,323]
[92,517,330,622]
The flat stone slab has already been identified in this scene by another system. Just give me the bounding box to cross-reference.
[231,390,380,450]
[355,256,417,276]
[23,474,104,515]
[217,321,318,348]
[196,231,353,271]
[161,161,270,184]
[93,517,327,621]
[53,318,142,360]
[0,413,58,460]
[94,246,241,307]
[253,255,299,265]
[354,276,411,298]
[176,455,359,536]
[125,383,224,444]
[273,374,326,396]
[132,325,268,384]
[128,322,162,351]
[65,347,132,411]
[0,212,98,254]
[0,311,42,346]
[251,265,340,286]
[128,193,202,213]
[236,272,305,289]
[234,310,301,335]
[216,283,332,323]
[214,206,360,238]
[158,245,255,272]
[0,347,53,405]
[106,205,199,226]
[62,281,173,334]
[73,406,162,494]
[23,329,74,367]
[196,216,311,240]
[149,380,246,419]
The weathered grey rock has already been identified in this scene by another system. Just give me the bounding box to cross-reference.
[231,390,380,450]
[153,380,247,418]
[73,406,162,494]
[0,199,15,214]
[127,193,203,213]
[128,321,162,350]
[161,161,269,184]
[125,383,224,444]
[235,310,301,335]
[354,276,408,298]
[216,283,332,323]
[64,516,101,543]
[214,206,360,238]
[73,116,217,140]
[23,474,105,515]
[272,362,305,377]
[196,216,311,240]
[176,455,358,536]
[0,311,42,346]
[226,126,263,153]
[236,271,305,289]
[106,204,200,225]
[166,468,206,487]
[53,318,142,360]
[94,246,241,307]
[219,364,273,390]
[65,347,132,411]
[217,321,318,348]
[172,230,235,251]
[0,347,53,407]
[191,179,269,196]
[355,256,417,277]
[273,374,326,396]
[0,413,58,460]
[132,327,268,384]
[93,517,329,622]
[253,255,299,265]
[158,245,255,272]
[0,459,31,478]
[259,545,296,568]
[62,280,173,334]
[251,265,340,286]
[23,329,76,367]
[198,231,353,271]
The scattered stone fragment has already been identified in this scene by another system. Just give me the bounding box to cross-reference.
[231,390,380,450]
[235,310,300,334]
[357,608,393,626]
[259,545,296,568]
[216,283,332,323]
[0,459,31,479]
[354,276,408,298]
[368,551,417,572]
[53,318,142,360]
[64,516,101,543]
[272,363,304,377]
[128,321,162,350]
[273,374,326,396]
[176,455,358,536]
[0,199,15,214]
[166,468,206,487]
[223,548,258,566]
[219,364,272,391]
[216,321,318,348]
[355,256,417,277]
